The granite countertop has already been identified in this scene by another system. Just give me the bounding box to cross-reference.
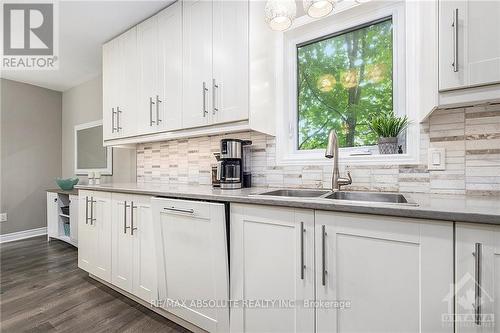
[47,188,79,196]
[75,183,500,225]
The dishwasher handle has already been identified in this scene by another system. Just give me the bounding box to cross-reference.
[163,207,195,214]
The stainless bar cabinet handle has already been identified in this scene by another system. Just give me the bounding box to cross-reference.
[156,95,162,124]
[89,197,96,225]
[131,202,138,235]
[202,82,208,117]
[473,243,482,325]
[116,106,122,131]
[85,196,89,224]
[123,201,130,234]
[150,97,155,126]
[111,108,116,133]
[322,225,327,286]
[212,79,219,115]
[163,207,194,214]
[300,221,305,280]
[452,8,459,72]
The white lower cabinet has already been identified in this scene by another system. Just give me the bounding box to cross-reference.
[111,193,156,303]
[230,204,453,333]
[78,190,112,283]
[455,223,500,333]
[230,204,315,333]
[315,211,454,333]
[152,198,229,333]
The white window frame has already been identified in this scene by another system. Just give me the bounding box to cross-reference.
[276,0,420,166]
[74,120,113,175]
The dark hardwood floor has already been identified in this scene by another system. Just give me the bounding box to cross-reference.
[0,236,191,333]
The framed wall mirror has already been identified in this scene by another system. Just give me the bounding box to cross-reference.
[74,120,112,175]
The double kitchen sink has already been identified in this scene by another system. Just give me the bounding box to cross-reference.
[255,189,417,206]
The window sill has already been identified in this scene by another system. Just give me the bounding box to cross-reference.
[275,151,419,166]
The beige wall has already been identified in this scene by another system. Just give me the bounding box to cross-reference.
[62,75,136,183]
[0,79,62,235]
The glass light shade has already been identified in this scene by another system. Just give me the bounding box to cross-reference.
[265,0,297,31]
[303,0,335,18]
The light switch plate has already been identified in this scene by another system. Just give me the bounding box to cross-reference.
[428,148,446,171]
[0,213,7,223]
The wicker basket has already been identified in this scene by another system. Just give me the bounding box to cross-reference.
[378,137,398,154]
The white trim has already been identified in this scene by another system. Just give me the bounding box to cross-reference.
[0,227,48,244]
[103,120,253,147]
[276,0,420,166]
[75,120,113,175]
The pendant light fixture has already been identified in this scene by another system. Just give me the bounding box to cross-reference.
[303,0,336,18]
[265,0,297,31]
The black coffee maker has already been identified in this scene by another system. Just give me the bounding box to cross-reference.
[216,139,252,189]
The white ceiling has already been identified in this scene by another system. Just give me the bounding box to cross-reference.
[1,1,172,92]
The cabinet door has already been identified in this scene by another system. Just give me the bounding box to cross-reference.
[455,223,500,333]
[116,28,138,138]
[111,194,134,293]
[69,195,78,244]
[230,204,315,333]
[137,16,159,134]
[153,198,229,333]
[131,195,157,303]
[158,2,183,131]
[466,1,500,87]
[439,0,466,90]
[212,0,249,124]
[47,192,59,239]
[92,192,112,283]
[315,211,453,333]
[78,192,93,273]
[182,0,213,129]
[439,0,500,91]
[102,40,120,140]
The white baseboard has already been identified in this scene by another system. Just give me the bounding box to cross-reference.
[0,227,47,244]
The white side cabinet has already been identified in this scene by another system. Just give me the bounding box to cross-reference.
[230,204,315,333]
[315,211,454,333]
[152,198,229,333]
[46,191,78,247]
[78,190,112,283]
[439,0,500,91]
[455,223,500,332]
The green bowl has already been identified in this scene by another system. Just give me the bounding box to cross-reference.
[56,177,79,191]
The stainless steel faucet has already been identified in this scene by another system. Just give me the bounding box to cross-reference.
[325,129,352,191]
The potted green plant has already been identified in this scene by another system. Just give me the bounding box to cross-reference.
[369,114,410,154]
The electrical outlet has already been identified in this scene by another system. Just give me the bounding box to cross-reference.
[0,213,7,223]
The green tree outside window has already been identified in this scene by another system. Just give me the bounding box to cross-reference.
[297,18,394,150]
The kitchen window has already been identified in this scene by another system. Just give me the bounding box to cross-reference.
[277,2,417,165]
[297,18,394,151]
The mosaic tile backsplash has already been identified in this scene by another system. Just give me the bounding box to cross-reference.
[137,103,500,195]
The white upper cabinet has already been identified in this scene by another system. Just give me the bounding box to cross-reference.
[137,15,160,134]
[102,39,120,141]
[182,0,213,129]
[439,0,500,91]
[102,28,138,140]
[157,2,183,131]
[102,0,276,146]
[212,0,249,125]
